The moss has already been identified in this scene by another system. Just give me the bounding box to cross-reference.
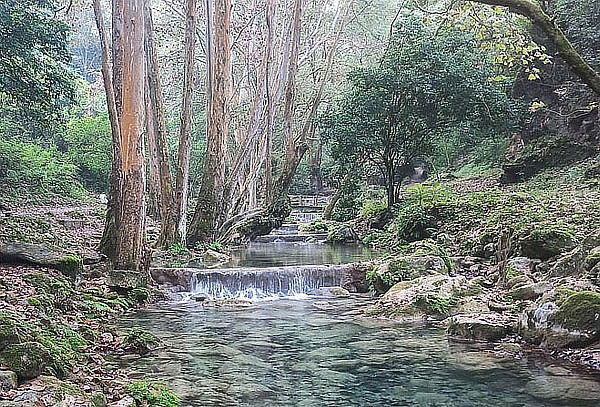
[520,224,576,259]
[415,294,453,316]
[0,341,50,379]
[55,255,83,280]
[550,291,600,332]
[128,381,180,407]
[124,328,160,355]
[36,325,88,377]
[0,312,33,350]
[128,288,151,304]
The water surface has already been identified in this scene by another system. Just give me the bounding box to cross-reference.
[119,297,600,406]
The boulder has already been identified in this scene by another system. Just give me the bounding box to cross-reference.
[520,229,576,260]
[367,274,469,319]
[0,342,50,379]
[585,246,600,270]
[327,227,358,244]
[0,312,32,351]
[548,247,586,277]
[0,243,82,280]
[509,281,551,301]
[107,269,148,291]
[0,370,17,391]
[447,314,513,342]
[203,249,230,263]
[520,291,600,348]
[369,254,449,294]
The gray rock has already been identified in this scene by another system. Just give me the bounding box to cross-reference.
[520,230,576,260]
[525,376,600,402]
[0,370,17,391]
[0,242,82,280]
[0,342,50,379]
[107,269,148,290]
[509,281,551,300]
[447,314,513,342]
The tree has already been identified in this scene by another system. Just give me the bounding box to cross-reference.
[94,0,147,271]
[321,14,512,207]
[467,0,600,96]
[0,0,75,130]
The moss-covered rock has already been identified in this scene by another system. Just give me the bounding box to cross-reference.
[0,341,50,379]
[327,226,358,244]
[367,255,449,294]
[0,370,17,391]
[0,242,82,280]
[124,328,160,356]
[520,227,576,260]
[0,312,32,350]
[107,269,149,291]
[550,291,600,334]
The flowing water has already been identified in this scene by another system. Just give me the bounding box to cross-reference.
[121,242,600,406]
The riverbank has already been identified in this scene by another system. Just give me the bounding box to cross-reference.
[323,159,600,372]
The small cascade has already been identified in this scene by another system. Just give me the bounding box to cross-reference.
[190,265,350,300]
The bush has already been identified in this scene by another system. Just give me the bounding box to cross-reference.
[0,137,85,201]
[393,184,455,242]
[64,117,112,192]
[128,381,180,407]
[359,200,387,219]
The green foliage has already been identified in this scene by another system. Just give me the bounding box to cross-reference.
[394,184,455,242]
[321,13,513,205]
[125,328,160,355]
[300,220,329,233]
[36,325,87,377]
[169,243,189,256]
[64,116,112,192]
[0,137,86,201]
[207,242,224,252]
[415,294,452,316]
[359,200,387,220]
[128,381,180,407]
[0,0,76,129]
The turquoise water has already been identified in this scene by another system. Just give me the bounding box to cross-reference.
[119,296,600,406]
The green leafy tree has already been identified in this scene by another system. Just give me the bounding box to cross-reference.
[0,0,75,130]
[321,13,513,207]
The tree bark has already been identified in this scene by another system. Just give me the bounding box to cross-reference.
[469,0,600,96]
[95,0,122,259]
[112,0,147,270]
[144,0,177,246]
[173,0,198,246]
[188,0,231,245]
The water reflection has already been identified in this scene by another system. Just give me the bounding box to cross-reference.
[118,297,600,407]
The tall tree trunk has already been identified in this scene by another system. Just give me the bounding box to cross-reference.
[145,78,161,220]
[144,0,177,246]
[113,0,147,270]
[97,0,124,259]
[173,0,198,246]
[188,0,232,245]
[469,0,600,96]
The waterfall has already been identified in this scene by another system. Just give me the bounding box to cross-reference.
[190,265,349,300]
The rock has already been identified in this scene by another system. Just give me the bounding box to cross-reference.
[585,246,600,270]
[548,247,586,277]
[0,342,50,379]
[369,255,449,294]
[0,312,29,351]
[327,226,358,244]
[589,262,600,285]
[368,274,468,319]
[107,396,135,407]
[0,370,17,390]
[509,281,551,300]
[520,291,600,348]
[309,286,350,297]
[525,376,600,402]
[506,275,531,289]
[507,257,535,275]
[447,314,513,342]
[203,249,230,263]
[107,269,148,291]
[0,243,82,280]
[520,229,576,260]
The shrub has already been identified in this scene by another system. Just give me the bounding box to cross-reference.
[128,381,180,407]
[0,137,85,201]
[359,200,387,219]
[64,116,112,192]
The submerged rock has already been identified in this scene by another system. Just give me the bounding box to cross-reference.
[447,314,514,342]
[525,376,600,402]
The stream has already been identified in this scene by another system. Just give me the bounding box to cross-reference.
[119,242,600,406]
